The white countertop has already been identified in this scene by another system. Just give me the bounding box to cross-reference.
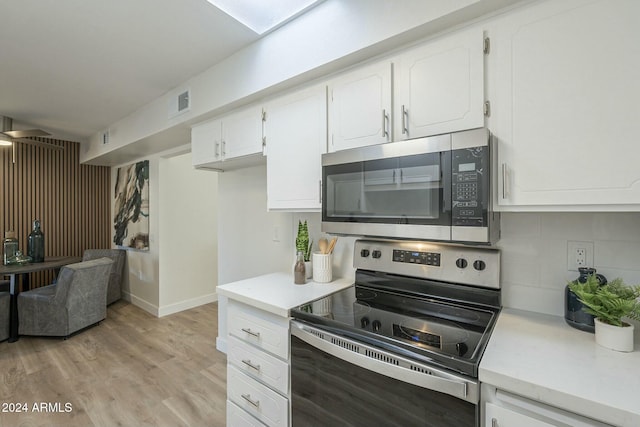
[217,272,353,317]
[480,308,640,427]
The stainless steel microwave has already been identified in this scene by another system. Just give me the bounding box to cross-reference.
[321,128,499,244]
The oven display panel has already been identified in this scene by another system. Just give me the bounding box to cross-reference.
[392,250,441,266]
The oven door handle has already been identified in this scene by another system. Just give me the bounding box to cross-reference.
[291,321,477,404]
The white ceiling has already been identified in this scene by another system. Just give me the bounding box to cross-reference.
[0,0,261,142]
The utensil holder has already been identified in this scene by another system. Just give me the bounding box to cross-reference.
[312,252,332,283]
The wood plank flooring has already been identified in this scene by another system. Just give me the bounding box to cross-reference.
[0,300,227,427]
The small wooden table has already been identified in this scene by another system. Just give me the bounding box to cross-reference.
[0,256,82,342]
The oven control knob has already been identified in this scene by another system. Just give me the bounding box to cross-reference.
[360,249,370,258]
[372,250,382,259]
[455,258,468,269]
[473,260,486,271]
[360,317,370,328]
[372,320,382,332]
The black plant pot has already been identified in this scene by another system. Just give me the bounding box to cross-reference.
[564,267,607,333]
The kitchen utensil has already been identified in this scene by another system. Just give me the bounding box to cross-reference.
[318,238,328,254]
[327,237,337,254]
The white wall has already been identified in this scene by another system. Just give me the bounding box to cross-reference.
[114,148,219,316]
[216,164,294,352]
[83,0,521,163]
[158,152,218,316]
[113,156,160,312]
[217,164,293,285]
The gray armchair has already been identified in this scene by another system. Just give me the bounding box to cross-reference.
[18,257,113,338]
[82,249,126,305]
[0,291,9,341]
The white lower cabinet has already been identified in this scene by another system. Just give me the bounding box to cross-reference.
[227,299,290,427]
[482,386,613,427]
[486,402,556,427]
[228,400,268,427]
[228,365,288,427]
[228,336,289,394]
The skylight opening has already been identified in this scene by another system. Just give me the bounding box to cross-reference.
[206,0,323,35]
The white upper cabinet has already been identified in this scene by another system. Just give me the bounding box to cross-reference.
[264,85,327,211]
[191,117,222,166]
[191,104,264,171]
[489,0,640,210]
[328,61,393,151]
[394,27,485,141]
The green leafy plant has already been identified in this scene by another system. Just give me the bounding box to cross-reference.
[569,275,640,327]
[295,220,312,262]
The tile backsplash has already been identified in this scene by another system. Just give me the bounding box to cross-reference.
[295,211,640,318]
[497,212,640,316]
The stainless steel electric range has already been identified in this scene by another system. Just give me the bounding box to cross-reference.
[290,239,501,427]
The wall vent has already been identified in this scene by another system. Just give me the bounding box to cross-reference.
[168,88,191,118]
[102,130,110,145]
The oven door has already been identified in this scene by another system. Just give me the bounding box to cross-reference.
[321,134,452,241]
[291,321,479,427]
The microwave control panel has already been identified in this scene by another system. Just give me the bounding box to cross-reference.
[451,146,488,227]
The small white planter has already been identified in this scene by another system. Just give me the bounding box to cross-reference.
[304,261,313,279]
[594,318,635,352]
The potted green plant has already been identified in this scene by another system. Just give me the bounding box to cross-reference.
[569,275,640,352]
[295,220,313,278]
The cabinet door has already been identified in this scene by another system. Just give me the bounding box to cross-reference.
[489,0,640,209]
[486,402,556,427]
[223,104,264,160]
[265,85,327,211]
[328,61,392,151]
[395,26,485,141]
[191,118,222,166]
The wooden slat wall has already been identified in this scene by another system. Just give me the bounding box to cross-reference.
[0,138,111,288]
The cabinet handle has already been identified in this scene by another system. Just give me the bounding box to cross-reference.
[215,141,220,158]
[491,418,498,427]
[241,359,261,372]
[241,393,260,408]
[401,105,408,135]
[382,109,389,139]
[501,163,509,200]
[241,328,260,338]
[222,140,226,159]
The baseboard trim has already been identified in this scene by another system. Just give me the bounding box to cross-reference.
[158,292,219,317]
[216,336,227,354]
[123,291,159,316]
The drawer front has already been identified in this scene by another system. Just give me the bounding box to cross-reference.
[228,365,288,427]
[228,336,289,395]
[228,400,268,427]
[228,301,289,360]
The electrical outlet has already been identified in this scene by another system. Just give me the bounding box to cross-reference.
[567,241,594,272]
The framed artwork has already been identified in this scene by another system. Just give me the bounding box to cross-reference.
[113,160,149,251]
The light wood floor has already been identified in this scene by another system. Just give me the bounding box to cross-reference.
[0,300,227,427]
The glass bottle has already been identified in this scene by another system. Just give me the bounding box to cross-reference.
[27,219,45,263]
[294,251,306,285]
[3,231,19,265]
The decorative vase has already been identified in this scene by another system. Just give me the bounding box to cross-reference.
[594,318,635,352]
[564,267,607,332]
[27,219,45,263]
